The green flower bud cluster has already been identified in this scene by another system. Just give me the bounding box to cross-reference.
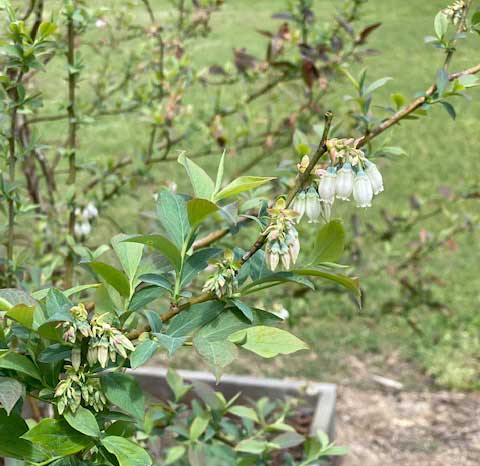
[54,366,107,415]
[265,198,300,271]
[60,305,135,369]
[202,250,239,298]
[87,314,135,368]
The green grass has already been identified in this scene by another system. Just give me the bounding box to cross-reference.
[28,0,480,389]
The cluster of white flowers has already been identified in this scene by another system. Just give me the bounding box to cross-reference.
[264,198,300,271]
[292,139,384,223]
[443,0,466,25]
[74,202,98,238]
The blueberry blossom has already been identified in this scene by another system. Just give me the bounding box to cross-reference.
[365,160,384,195]
[353,169,374,208]
[318,166,337,204]
[335,162,354,200]
[305,186,321,223]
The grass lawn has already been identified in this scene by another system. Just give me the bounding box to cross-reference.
[31,0,480,389]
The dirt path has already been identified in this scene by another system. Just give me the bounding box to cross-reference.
[336,386,480,466]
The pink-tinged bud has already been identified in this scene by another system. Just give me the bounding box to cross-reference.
[318,166,336,204]
[266,250,280,271]
[335,162,354,200]
[289,238,300,264]
[353,169,373,208]
[97,346,108,368]
[365,160,384,195]
[281,251,291,270]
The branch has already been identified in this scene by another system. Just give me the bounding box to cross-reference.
[357,63,480,147]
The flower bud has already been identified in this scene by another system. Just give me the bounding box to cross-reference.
[305,187,321,223]
[266,248,280,272]
[365,160,384,195]
[318,166,336,204]
[97,345,109,368]
[335,162,354,200]
[353,169,373,208]
[291,191,306,223]
[71,347,82,372]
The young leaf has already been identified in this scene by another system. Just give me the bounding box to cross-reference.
[102,436,152,466]
[214,176,276,201]
[156,190,191,249]
[128,286,166,312]
[112,234,144,283]
[187,198,218,227]
[180,248,222,287]
[230,298,253,322]
[312,220,345,263]
[434,12,448,38]
[88,262,130,298]
[139,273,174,293]
[228,405,259,423]
[178,153,215,200]
[364,77,392,95]
[189,413,210,441]
[64,406,101,438]
[214,150,226,195]
[228,326,308,358]
[155,333,188,356]
[123,235,181,271]
[22,419,92,455]
[440,100,456,120]
[101,373,145,420]
[166,368,192,402]
[436,68,449,96]
[6,304,35,330]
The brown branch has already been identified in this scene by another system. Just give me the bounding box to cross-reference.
[357,63,480,147]
[443,0,472,70]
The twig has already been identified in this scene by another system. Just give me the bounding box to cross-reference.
[65,3,78,288]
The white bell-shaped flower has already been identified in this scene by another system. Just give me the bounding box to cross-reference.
[291,191,306,223]
[318,166,336,204]
[335,162,354,200]
[320,202,332,222]
[84,202,99,219]
[305,187,321,223]
[353,169,373,208]
[365,160,384,195]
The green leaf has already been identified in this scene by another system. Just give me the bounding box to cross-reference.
[102,436,152,466]
[89,262,130,298]
[293,129,311,155]
[189,413,210,441]
[0,378,23,415]
[193,337,238,381]
[214,151,226,195]
[0,350,41,381]
[165,445,186,465]
[434,12,448,38]
[241,272,315,294]
[45,288,73,322]
[272,431,304,448]
[214,176,275,201]
[364,77,392,95]
[31,284,101,301]
[166,368,191,402]
[436,68,449,96]
[64,406,101,438]
[123,235,181,271]
[230,298,253,322]
[101,373,145,421]
[6,303,35,329]
[38,344,72,363]
[228,326,308,358]
[178,153,215,200]
[235,439,269,454]
[128,286,166,312]
[112,234,144,283]
[228,405,259,423]
[156,190,191,249]
[139,273,173,293]
[22,419,92,455]
[0,288,36,307]
[187,198,218,228]
[195,308,280,342]
[312,220,345,263]
[166,301,224,338]
[143,310,163,333]
[440,100,456,120]
[457,74,479,88]
[181,248,221,287]
[130,340,159,369]
[155,333,188,356]
[0,409,47,462]
[291,267,361,299]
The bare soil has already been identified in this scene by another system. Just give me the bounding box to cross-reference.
[335,367,480,466]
